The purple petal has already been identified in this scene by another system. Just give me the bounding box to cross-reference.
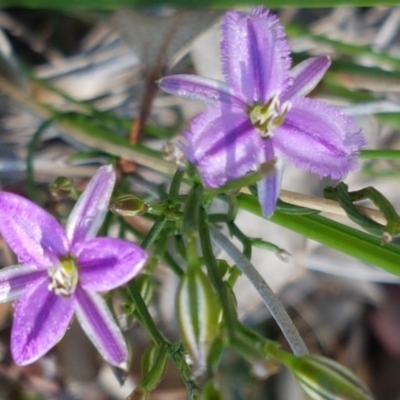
[220,7,291,104]
[75,237,147,292]
[186,105,264,187]
[282,56,331,100]
[0,192,68,268]
[66,165,116,247]
[257,150,283,217]
[11,279,75,365]
[0,264,46,303]
[74,287,128,369]
[273,97,365,179]
[158,75,246,108]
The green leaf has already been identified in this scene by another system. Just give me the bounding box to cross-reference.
[238,193,400,277]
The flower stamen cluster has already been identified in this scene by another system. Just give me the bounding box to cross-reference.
[248,95,291,138]
[48,257,79,297]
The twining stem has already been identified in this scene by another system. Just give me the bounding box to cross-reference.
[278,189,386,225]
[209,226,309,357]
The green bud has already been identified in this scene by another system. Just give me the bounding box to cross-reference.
[140,343,168,391]
[49,176,78,199]
[109,194,149,216]
[281,353,373,400]
[177,268,221,374]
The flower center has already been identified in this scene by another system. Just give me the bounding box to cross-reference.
[48,257,79,297]
[248,95,290,138]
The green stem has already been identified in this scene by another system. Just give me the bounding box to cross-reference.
[204,170,264,196]
[169,168,185,199]
[127,281,165,345]
[209,226,309,357]
[141,215,167,250]
[228,222,252,260]
[127,282,197,395]
[238,193,400,276]
[360,150,400,160]
[183,185,204,232]
[198,209,238,339]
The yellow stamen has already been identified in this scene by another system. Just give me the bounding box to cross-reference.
[48,257,79,297]
[248,95,290,138]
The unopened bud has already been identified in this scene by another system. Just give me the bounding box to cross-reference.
[140,344,168,391]
[49,176,77,199]
[280,353,373,400]
[177,269,221,375]
[110,195,149,216]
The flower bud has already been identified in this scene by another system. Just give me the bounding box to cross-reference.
[177,268,221,374]
[49,176,77,199]
[281,353,373,400]
[140,343,168,391]
[109,194,149,216]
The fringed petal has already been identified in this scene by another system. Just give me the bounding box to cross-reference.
[273,97,365,179]
[220,7,291,104]
[282,56,331,100]
[185,105,264,187]
[158,74,246,107]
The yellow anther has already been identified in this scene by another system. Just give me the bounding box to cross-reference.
[248,95,290,138]
[48,257,79,297]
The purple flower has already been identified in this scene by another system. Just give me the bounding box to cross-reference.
[158,7,365,216]
[0,165,147,369]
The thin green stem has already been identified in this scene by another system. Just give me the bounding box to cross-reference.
[209,226,309,357]
[162,251,184,277]
[228,222,252,260]
[198,209,238,338]
[127,281,165,345]
[141,215,167,250]
[168,168,185,199]
[183,185,204,232]
[204,170,264,196]
[360,150,400,160]
[238,193,400,276]
[127,282,197,395]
